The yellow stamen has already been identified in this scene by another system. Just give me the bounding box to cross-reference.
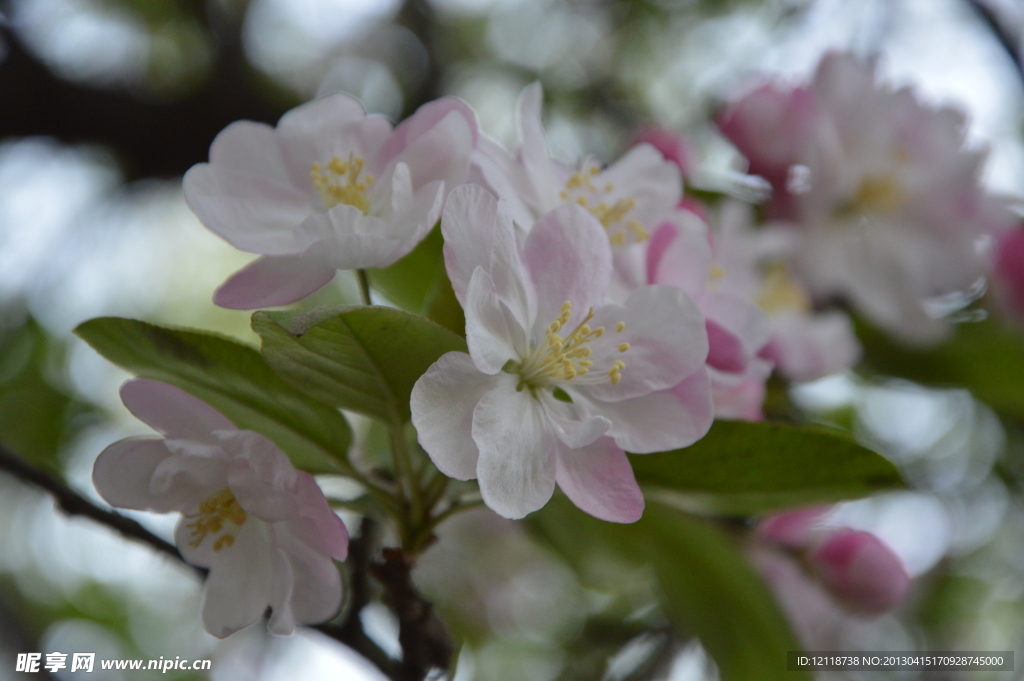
[616,321,626,333]
[184,488,247,551]
[310,153,375,213]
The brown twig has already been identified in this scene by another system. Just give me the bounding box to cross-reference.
[371,548,454,681]
[0,441,200,575]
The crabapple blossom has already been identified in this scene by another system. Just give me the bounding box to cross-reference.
[719,51,1016,342]
[758,507,910,616]
[472,83,682,249]
[92,379,348,638]
[184,93,478,309]
[410,184,713,521]
[640,198,858,418]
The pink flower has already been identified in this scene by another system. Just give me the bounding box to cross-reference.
[719,51,1016,342]
[410,185,713,522]
[92,379,348,638]
[184,94,478,309]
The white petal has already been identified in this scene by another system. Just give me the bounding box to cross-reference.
[296,206,402,270]
[213,255,336,310]
[556,437,644,523]
[411,351,500,480]
[465,268,525,374]
[183,164,310,256]
[538,391,610,449]
[267,545,297,636]
[201,521,275,638]
[584,285,708,402]
[222,431,300,523]
[120,379,235,441]
[472,383,558,519]
[523,204,612,334]
[582,369,714,453]
[209,120,294,186]
[441,184,534,325]
[92,438,178,512]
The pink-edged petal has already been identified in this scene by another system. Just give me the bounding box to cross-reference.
[701,291,772,373]
[633,127,692,176]
[380,97,478,181]
[758,506,833,548]
[465,268,525,374]
[705,320,747,373]
[810,529,911,615]
[295,473,349,561]
[277,537,343,625]
[472,379,558,519]
[183,164,310,256]
[585,368,714,453]
[765,310,861,382]
[709,358,772,421]
[92,438,179,512]
[222,431,300,523]
[645,218,711,297]
[119,378,235,441]
[523,204,612,333]
[516,82,562,211]
[411,351,500,481]
[213,255,336,309]
[585,285,708,402]
[556,437,644,523]
[201,520,275,638]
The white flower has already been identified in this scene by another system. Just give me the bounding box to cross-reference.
[92,379,348,638]
[184,94,478,309]
[472,83,682,249]
[720,51,1016,342]
[411,185,713,521]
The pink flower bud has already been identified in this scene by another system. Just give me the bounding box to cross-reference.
[810,529,910,615]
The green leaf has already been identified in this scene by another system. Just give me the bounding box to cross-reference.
[528,496,811,681]
[252,305,468,423]
[0,319,94,473]
[368,224,465,336]
[856,316,1024,419]
[74,317,352,474]
[629,420,902,515]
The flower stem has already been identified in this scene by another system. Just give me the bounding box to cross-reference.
[356,269,373,306]
[388,420,424,534]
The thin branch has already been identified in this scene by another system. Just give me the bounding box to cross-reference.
[371,548,454,681]
[316,517,401,679]
[0,442,202,576]
[966,0,1024,88]
[0,442,427,681]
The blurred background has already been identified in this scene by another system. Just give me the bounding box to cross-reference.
[2,0,1024,679]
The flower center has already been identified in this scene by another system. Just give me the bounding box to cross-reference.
[559,165,650,246]
[514,301,630,391]
[310,154,375,213]
[756,263,811,314]
[184,488,248,552]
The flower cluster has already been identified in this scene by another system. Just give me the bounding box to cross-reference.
[89,49,1015,642]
